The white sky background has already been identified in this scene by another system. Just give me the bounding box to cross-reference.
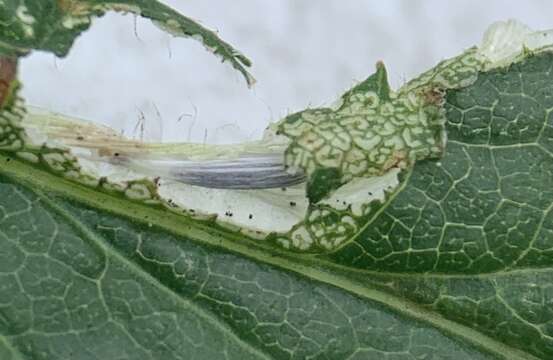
[19,0,553,143]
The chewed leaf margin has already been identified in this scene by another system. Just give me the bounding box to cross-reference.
[0,0,254,86]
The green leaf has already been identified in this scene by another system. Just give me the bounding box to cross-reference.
[1,12,553,359]
[0,161,533,360]
[2,50,553,360]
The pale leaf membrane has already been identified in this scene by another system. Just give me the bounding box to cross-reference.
[20,106,398,237]
[478,19,553,68]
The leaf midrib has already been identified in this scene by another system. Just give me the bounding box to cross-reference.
[0,154,539,360]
